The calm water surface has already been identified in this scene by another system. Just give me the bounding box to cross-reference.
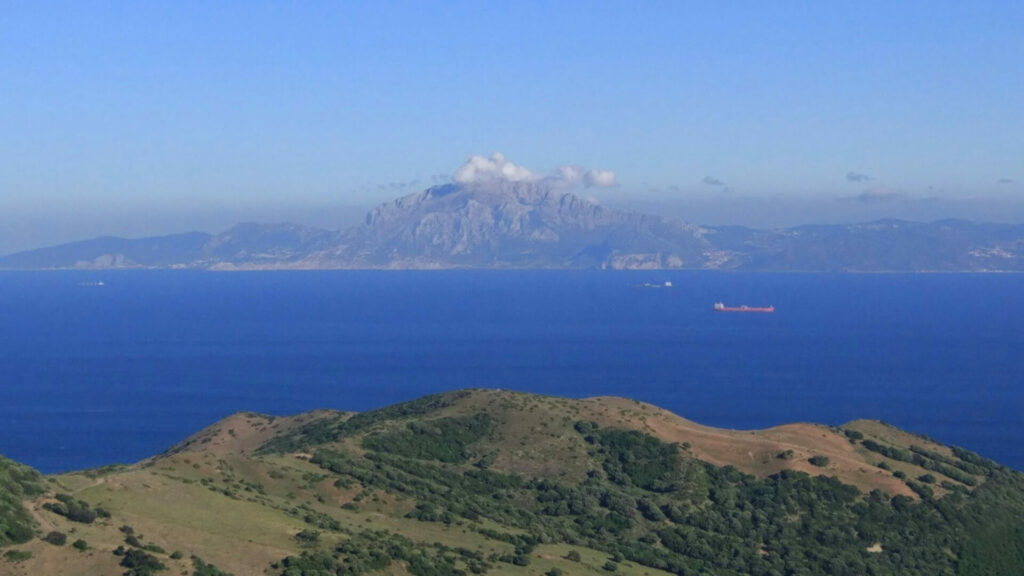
[0,270,1021,473]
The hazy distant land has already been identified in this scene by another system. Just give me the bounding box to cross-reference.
[3,181,1023,272]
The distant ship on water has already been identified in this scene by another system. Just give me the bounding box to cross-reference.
[713,302,774,313]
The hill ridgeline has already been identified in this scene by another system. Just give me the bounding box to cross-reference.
[2,389,1023,575]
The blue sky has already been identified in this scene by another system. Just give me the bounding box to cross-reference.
[1,1,1023,251]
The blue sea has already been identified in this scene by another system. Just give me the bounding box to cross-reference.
[0,271,1021,474]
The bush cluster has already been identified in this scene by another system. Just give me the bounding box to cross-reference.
[293,418,1024,576]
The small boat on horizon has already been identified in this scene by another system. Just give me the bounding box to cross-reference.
[635,281,673,288]
[713,302,774,313]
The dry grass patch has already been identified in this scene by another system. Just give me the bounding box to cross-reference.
[72,469,305,573]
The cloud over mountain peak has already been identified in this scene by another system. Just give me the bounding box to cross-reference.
[453,153,616,188]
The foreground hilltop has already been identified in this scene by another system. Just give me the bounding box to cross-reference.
[3,180,1024,271]
[2,389,1023,575]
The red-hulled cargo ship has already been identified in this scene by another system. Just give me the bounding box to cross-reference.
[713,302,775,313]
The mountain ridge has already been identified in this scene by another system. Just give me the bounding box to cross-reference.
[3,181,1024,271]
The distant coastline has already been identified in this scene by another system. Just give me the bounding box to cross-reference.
[2,183,1023,273]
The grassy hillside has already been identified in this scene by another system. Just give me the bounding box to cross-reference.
[2,389,1023,575]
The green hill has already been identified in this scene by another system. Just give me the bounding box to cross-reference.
[2,390,1023,575]
[0,455,45,547]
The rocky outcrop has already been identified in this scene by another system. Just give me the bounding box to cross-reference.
[324,181,707,268]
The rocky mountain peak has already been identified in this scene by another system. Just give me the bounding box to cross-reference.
[339,179,689,268]
[364,180,605,228]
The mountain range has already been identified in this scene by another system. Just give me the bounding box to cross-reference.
[2,389,1023,575]
[3,181,1024,271]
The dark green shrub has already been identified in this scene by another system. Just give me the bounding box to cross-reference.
[3,550,32,562]
[192,556,233,576]
[809,455,830,467]
[362,414,493,463]
[586,427,683,492]
[294,529,320,546]
[45,494,98,524]
[119,548,166,574]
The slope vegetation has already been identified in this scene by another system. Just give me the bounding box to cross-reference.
[2,390,1022,576]
[0,455,45,547]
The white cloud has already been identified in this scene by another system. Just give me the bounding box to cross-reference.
[452,153,616,188]
[582,169,616,188]
[554,164,585,185]
[453,153,539,184]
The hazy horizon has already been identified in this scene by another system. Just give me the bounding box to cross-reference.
[3,3,1023,253]
[5,183,1024,256]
